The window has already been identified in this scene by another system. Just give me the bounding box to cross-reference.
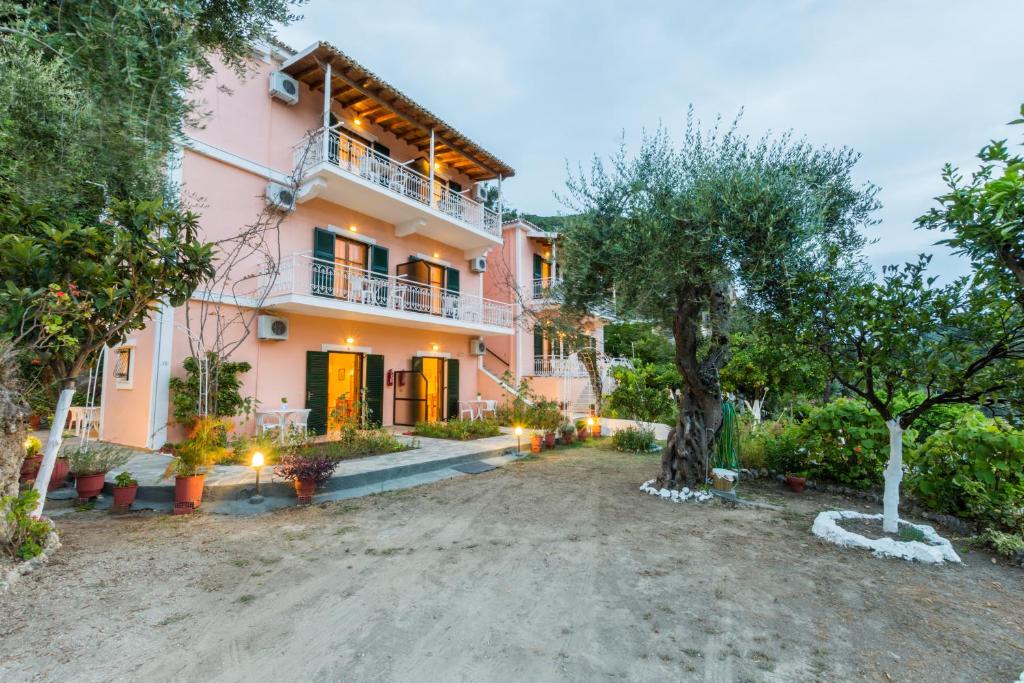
[334,235,368,298]
[113,346,134,389]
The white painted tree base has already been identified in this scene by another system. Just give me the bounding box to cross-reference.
[639,479,714,503]
[812,510,961,564]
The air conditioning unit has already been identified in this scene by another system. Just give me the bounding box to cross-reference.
[473,183,487,202]
[469,256,488,273]
[257,315,289,340]
[265,182,295,212]
[469,338,486,356]
[269,71,299,105]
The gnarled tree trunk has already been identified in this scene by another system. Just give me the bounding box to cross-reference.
[0,341,28,499]
[657,283,731,489]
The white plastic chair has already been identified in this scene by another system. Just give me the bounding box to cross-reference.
[480,400,497,420]
[256,411,282,435]
[458,401,476,421]
[288,409,311,438]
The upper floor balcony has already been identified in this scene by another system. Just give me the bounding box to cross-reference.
[530,276,562,303]
[262,252,514,336]
[280,42,515,259]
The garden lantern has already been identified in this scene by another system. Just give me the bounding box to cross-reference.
[251,451,265,499]
[586,417,594,438]
[514,425,523,453]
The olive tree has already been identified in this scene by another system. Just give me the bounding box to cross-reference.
[790,255,1024,532]
[559,114,878,488]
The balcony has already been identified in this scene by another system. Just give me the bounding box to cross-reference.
[261,253,514,335]
[293,129,502,257]
[530,355,588,377]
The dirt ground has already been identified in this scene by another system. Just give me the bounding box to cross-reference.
[1,446,1022,682]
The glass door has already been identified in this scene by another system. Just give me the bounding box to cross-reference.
[334,236,367,300]
[328,352,363,431]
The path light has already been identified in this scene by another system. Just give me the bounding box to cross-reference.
[514,425,523,454]
[249,451,265,504]
[586,417,595,438]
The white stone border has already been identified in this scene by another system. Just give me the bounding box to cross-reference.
[639,479,714,504]
[812,510,960,564]
[1,520,61,593]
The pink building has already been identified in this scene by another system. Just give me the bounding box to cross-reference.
[98,40,603,450]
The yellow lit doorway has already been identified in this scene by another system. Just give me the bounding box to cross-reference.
[420,356,444,422]
[328,351,362,430]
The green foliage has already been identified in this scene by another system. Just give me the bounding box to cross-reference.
[65,443,132,476]
[1,489,53,561]
[558,421,576,439]
[168,353,252,425]
[603,322,674,365]
[164,417,230,478]
[302,429,412,459]
[113,471,137,488]
[605,363,678,424]
[0,198,215,381]
[906,413,1024,535]
[222,432,282,466]
[23,435,40,458]
[413,419,502,441]
[761,421,809,476]
[917,103,1024,308]
[612,427,656,453]
[971,529,1024,561]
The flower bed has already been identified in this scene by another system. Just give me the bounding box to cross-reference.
[413,419,501,441]
[811,510,960,564]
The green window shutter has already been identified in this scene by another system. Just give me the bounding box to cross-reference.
[312,228,336,296]
[369,245,389,305]
[533,253,543,280]
[534,327,544,357]
[445,266,460,294]
[364,354,385,427]
[411,356,423,374]
[305,351,329,435]
[445,358,459,421]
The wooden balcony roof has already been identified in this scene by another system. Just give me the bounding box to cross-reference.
[281,42,515,182]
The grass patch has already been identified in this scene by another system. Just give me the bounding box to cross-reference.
[898,525,928,543]
[413,418,502,440]
[236,594,257,604]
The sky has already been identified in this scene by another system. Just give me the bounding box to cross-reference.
[277,1,1024,280]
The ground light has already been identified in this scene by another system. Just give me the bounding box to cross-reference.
[249,451,265,504]
[514,425,523,453]
[586,417,595,438]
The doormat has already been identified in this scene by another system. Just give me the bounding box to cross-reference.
[452,461,497,475]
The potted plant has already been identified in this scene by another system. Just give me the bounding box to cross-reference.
[48,454,70,491]
[20,435,43,482]
[785,473,807,493]
[280,396,289,410]
[766,439,809,494]
[575,419,589,441]
[530,432,544,453]
[66,444,132,502]
[559,421,575,444]
[163,417,229,511]
[112,471,139,510]
[544,430,557,449]
[274,452,339,503]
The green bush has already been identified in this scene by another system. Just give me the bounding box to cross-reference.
[413,419,501,441]
[169,353,252,426]
[604,363,677,424]
[906,413,1024,536]
[65,443,132,475]
[304,428,413,460]
[612,426,656,453]
[1,489,53,561]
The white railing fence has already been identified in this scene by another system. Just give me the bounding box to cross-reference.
[268,254,513,329]
[531,277,562,300]
[295,128,500,236]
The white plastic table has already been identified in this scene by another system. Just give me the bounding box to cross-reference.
[257,408,307,443]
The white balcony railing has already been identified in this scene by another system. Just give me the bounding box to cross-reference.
[532,355,588,377]
[294,128,501,236]
[267,253,514,329]
[531,277,561,301]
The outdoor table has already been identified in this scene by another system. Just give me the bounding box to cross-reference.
[258,408,307,443]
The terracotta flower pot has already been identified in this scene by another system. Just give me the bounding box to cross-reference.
[20,454,42,483]
[544,432,557,449]
[530,434,543,453]
[174,474,205,508]
[112,484,138,510]
[28,414,40,430]
[562,432,574,445]
[48,457,70,490]
[577,427,588,441]
[592,423,602,437]
[294,478,317,500]
[785,475,806,493]
[75,472,106,501]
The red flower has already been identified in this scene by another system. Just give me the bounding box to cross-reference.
[854,446,862,453]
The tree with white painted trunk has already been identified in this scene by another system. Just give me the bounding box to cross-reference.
[0,200,215,516]
[790,254,1024,532]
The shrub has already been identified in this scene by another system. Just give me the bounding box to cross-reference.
[65,443,132,475]
[1,489,53,560]
[762,421,808,476]
[413,419,501,440]
[223,432,281,466]
[906,413,1024,535]
[303,428,412,459]
[273,453,339,485]
[605,363,677,424]
[169,353,252,426]
[24,435,41,457]
[558,421,576,440]
[163,417,230,478]
[612,426,656,453]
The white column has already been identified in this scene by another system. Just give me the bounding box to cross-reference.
[883,419,904,533]
[322,62,332,160]
[428,128,436,207]
[497,174,503,226]
[551,239,557,283]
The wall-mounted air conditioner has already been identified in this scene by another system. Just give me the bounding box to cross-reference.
[257,315,289,340]
[269,71,299,105]
[469,338,486,356]
[265,182,295,212]
[469,256,488,273]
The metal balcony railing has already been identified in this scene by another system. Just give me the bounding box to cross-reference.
[531,277,561,301]
[294,128,501,236]
[266,253,514,329]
